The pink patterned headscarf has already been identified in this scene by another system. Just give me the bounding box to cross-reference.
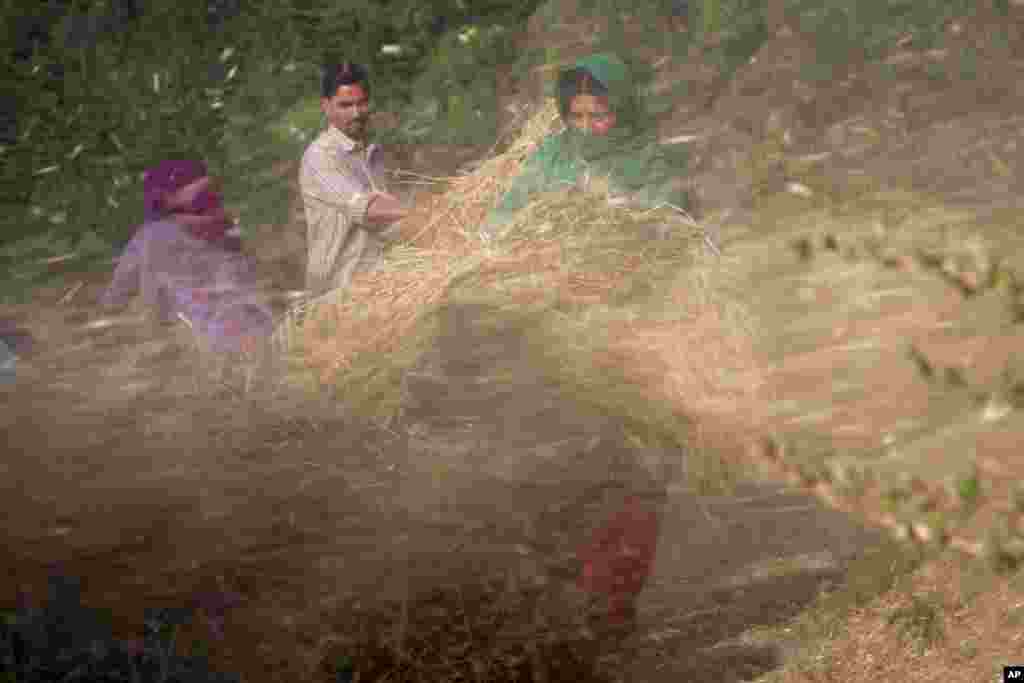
[143,159,209,220]
[142,159,231,243]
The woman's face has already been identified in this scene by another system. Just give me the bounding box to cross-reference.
[567,93,617,136]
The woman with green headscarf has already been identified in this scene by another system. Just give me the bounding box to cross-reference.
[482,52,691,237]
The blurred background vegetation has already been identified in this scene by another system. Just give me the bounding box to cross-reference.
[0,0,541,301]
[0,0,978,302]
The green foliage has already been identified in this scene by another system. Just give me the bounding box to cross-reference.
[955,466,981,509]
[399,23,518,145]
[555,0,768,92]
[788,0,972,78]
[0,0,990,285]
[886,592,945,654]
[3,2,237,252]
[218,59,324,230]
[1,574,238,682]
[235,0,537,104]
[959,46,979,81]
[567,0,972,91]
[701,0,722,36]
[0,0,544,269]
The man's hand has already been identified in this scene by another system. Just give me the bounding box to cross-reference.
[365,192,409,229]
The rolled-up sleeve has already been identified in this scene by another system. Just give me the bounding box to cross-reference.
[101,229,143,307]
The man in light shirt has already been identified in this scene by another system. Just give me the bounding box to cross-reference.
[299,62,408,298]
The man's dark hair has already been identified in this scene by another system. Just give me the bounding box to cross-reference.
[556,67,610,119]
[321,61,371,99]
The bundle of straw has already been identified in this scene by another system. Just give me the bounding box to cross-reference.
[282,101,561,379]
[287,97,761,425]
[388,99,564,250]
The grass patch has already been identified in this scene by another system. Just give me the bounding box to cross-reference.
[817,541,925,617]
[886,592,945,654]
[954,466,982,511]
[0,228,118,305]
[754,539,926,681]
[982,516,1024,576]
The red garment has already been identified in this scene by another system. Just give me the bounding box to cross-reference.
[175,210,234,245]
[576,495,661,623]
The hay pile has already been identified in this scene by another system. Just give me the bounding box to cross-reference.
[283,98,762,427]
[388,99,563,250]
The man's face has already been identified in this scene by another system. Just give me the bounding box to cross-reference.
[322,83,371,139]
[567,94,616,136]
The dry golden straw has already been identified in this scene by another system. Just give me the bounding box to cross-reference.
[285,98,762,422]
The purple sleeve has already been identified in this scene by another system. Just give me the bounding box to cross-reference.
[100,227,145,306]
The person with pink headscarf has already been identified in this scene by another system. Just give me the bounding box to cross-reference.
[101,159,272,354]
[140,159,240,247]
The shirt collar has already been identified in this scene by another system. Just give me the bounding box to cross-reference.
[325,125,377,157]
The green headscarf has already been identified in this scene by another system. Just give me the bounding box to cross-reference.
[560,53,648,163]
[484,52,690,234]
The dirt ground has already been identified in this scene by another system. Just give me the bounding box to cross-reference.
[0,272,885,682]
[6,7,1024,682]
